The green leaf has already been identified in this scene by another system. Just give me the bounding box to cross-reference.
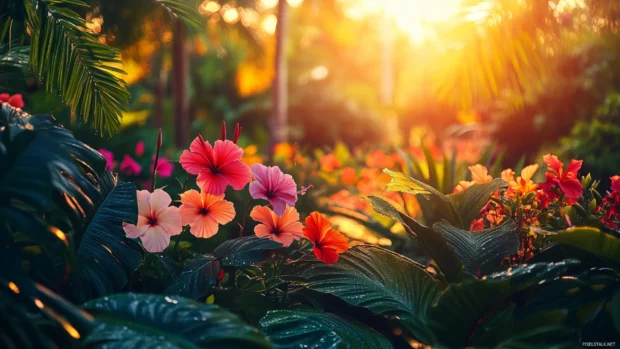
[165,255,221,299]
[367,196,464,283]
[83,322,200,349]
[83,293,273,348]
[613,290,620,334]
[71,172,143,302]
[155,0,204,34]
[447,178,508,228]
[433,219,519,275]
[286,245,440,343]
[26,0,130,135]
[428,260,579,347]
[541,227,620,264]
[214,236,282,267]
[260,310,392,349]
[382,169,461,227]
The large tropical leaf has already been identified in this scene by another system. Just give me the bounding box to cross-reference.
[70,172,142,302]
[214,236,283,267]
[447,178,508,228]
[285,245,440,343]
[0,105,141,301]
[83,293,274,348]
[260,310,392,349]
[165,254,221,299]
[367,195,464,282]
[428,260,580,347]
[433,219,519,275]
[25,0,130,135]
[537,227,620,264]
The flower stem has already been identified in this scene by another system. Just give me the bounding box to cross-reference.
[239,199,255,237]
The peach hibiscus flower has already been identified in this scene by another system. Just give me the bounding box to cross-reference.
[179,190,235,238]
[123,189,182,253]
[250,205,304,247]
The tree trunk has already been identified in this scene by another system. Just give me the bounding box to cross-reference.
[268,0,289,155]
[173,20,189,148]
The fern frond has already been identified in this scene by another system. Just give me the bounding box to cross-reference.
[155,0,203,33]
[26,0,130,135]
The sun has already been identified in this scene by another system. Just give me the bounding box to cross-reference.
[346,0,465,43]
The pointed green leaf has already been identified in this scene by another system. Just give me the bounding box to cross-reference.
[433,220,519,275]
[214,236,282,267]
[165,255,220,300]
[260,311,392,349]
[447,178,508,228]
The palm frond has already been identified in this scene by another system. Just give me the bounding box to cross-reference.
[25,0,130,135]
[155,0,204,33]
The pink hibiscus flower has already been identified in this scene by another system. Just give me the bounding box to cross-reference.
[123,189,182,252]
[249,164,297,216]
[151,156,174,178]
[179,135,251,195]
[120,154,142,176]
[99,148,115,171]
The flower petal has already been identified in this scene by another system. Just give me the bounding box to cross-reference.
[271,198,288,216]
[250,205,276,227]
[208,200,235,225]
[197,170,228,195]
[565,159,583,178]
[137,190,152,218]
[313,246,340,264]
[559,179,583,199]
[254,224,273,238]
[272,233,294,247]
[179,204,200,226]
[141,225,171,253]
[150,189,173,214]
[543,154,563,176]
[219,160,251,190]
[520,164,539,182]
[123,216,149,238]
[180,189,203,208]
[303,212,332,243]
[320,229,349,253]
[189,215,220,238]
[213,140,244,168]
[249,181,269,201]
[157,206,182,236]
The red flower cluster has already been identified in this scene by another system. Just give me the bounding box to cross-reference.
[0,93,24,109]
[602,176,620,229]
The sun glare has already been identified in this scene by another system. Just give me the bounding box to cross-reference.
[345,0,467,43]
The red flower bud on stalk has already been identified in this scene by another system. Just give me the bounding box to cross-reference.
[221,121,227,141]
[233,123,242,144]
[152,128,163,191]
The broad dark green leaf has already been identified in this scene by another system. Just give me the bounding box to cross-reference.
[71,173,143,302]
[367,196,463,282]
[540,227,620,264]
[433,219,519,275]
[286,245,440,343]
[83,322,199,349]
[428,260,580,347]
[447,178,508,228]
[83,293,273,348]
[260,310,392,349]
[165,255,220,299]
[214,236,282,267]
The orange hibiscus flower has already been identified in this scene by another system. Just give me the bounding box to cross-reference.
[303,212,349,264]
[179,190,235,238]
[250,205,304,247]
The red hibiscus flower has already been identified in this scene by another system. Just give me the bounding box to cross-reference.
[179,135,251,195]
[541,154,583,199]
[303,212,349,264]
